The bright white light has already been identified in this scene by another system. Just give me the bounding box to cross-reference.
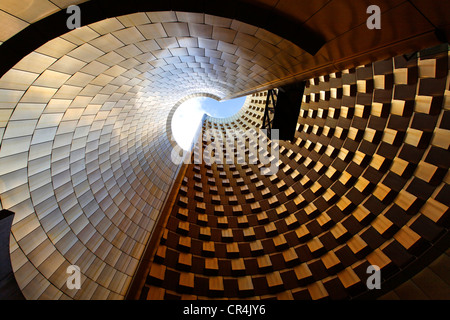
[171,96,246,151]
[171,98,206,151]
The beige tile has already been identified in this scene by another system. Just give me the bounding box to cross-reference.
[188,23,213,38]
[431,128,449,150]
[89,17,124,35]
[146,11,177,23]
[212,27,237,43]
[21,86,57,103]
[36,113,64,129]
[205,14,232,28]
[61,26,100,45]
[176,12,204,24]
[14,52,57,74]
[198,38,218,50]
[0,69,39,90]
[67,43,105,63]
[0,10,28,41]
[31,127,57,144]
[11,213,41,244]
[53,85,83,99]
[28,141,52,161]
[0,166,28,194]
[0,0,59,23]
[0,135,32,158]
[97,51,126,66]
[65,72,95,87]
[36,37,77,59]
[34,70,71,88]
[45,99,72,113]
[0,109,13,127]
[28,239,56,268]
[117,12,150,27]
[137,23,167,39]
[162,22,190,37]
[230,20,258,35]
[49,55,87,74]
[254,40,280,59]
[37,250,65,280]
[233,32,259,50]
[255,28,283,46]
[90,33,124,52]
[155,37,179,50]
[79,61,109,76]
[28,169,52,192]
[112,27,146,45]
[3,119,37,139]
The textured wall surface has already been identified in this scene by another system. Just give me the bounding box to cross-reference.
[1,0,449,86]
[138,47,450,300]
[0,1,449,301]
[0,11,312,299]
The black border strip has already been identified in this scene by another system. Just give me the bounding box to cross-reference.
[0,210,25,300]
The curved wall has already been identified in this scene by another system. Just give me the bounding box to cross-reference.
[0,11,309,299]
[0,1,449,301]
[137,46,450,300]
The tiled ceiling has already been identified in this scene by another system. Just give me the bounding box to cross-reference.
[0,10,314,299]
[0,0,448,301]
[1,1,449,83]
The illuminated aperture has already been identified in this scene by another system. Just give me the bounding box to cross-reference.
[172,96,246,150]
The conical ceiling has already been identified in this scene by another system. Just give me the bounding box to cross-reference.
[0,0,449,301]
[0,10,313,299]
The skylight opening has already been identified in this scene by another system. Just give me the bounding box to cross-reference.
[171,96,246,151]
